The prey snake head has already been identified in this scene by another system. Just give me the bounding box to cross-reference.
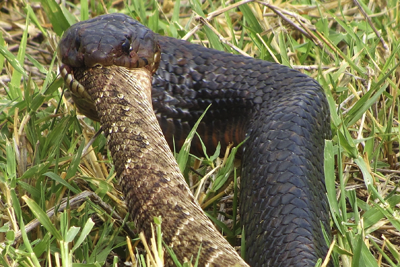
[59,13,161,120]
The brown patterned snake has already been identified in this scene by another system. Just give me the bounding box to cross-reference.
[59,13,331,267]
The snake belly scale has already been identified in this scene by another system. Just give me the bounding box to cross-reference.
[59,13,332,267]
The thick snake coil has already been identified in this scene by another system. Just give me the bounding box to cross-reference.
[59,13,331,267]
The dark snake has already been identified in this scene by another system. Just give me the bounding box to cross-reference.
[58,13,332,267]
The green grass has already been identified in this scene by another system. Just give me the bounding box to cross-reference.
[1,0,400,266]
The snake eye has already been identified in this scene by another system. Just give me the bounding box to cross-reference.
[121,38,131,54]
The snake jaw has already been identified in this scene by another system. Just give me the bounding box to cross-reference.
[60,64,100,121]
[60,65,84,98]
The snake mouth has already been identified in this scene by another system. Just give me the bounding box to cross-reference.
[60,64,100,121]
[60,64,89,100]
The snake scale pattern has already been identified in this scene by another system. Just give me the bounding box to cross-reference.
[59,13,332,267]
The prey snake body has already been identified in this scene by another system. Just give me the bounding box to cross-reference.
[59,13,331,267]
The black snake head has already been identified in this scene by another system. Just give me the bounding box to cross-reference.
[59,13,162,121]
[59,13,161,72]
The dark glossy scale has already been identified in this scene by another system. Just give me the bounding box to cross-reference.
[59,13,332,267]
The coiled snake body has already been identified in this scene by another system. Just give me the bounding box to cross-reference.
[59,13,331,267]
